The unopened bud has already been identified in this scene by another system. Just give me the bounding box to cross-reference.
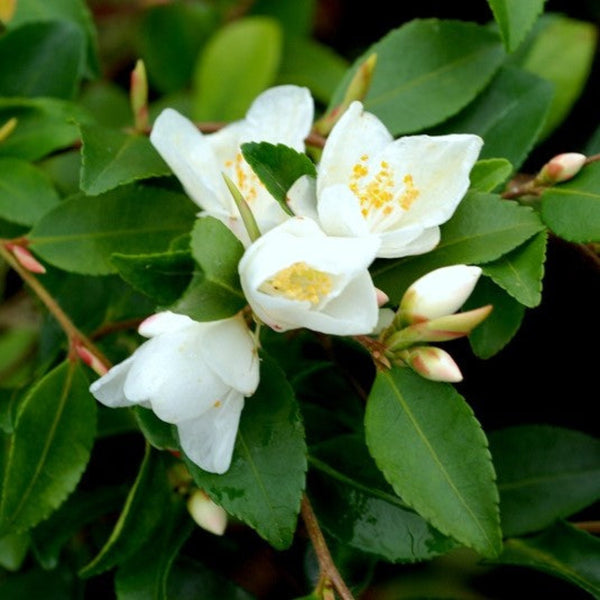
[0,0,16,24]
[387,305,493,350]
[399,265,482,325]
[0,117,17,143]
[187,489,227,536]
[400,346,463,382]
[314,53,377,136]
[536,152,586,185]
[130,59,149,132]
[7,243,46,274]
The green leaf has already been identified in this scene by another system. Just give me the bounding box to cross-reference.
[469,158,513,193]
[365,367,502,558]
[309,435,456,562]
[250,0,316,37]
[137,3,217,94]
[372,192,545,303]
[0,21,85,99]
[0,565,76,599]
[115,496,193,600]
[541,161,600,243]
[497,521,600,598]
[489,425,600,537]
[241,141,316,211]
[487,0,547,52]
[79,124,171,195]
[171,216,247,321]
[133,406,179,452]
[0,362,96,536]
[329,19,505,136]
[185,355,307,550]
[434,66,553,170]
[277,35,348,104]
[0,98,94,161]
[0,531,29,571]
[465,276,525,359]
[78,446,172,578]
[9,0,100,78]
[28,184,196,275]
[31,486,126,569]
[516,15,597,139]
[111,250,195,306]
[0,158,60,226]
[192,16,283,121]
[481,230,547,308]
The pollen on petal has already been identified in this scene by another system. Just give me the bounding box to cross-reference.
[260,261,333,305]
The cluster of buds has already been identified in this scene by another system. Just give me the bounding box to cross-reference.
[380,265,492,382]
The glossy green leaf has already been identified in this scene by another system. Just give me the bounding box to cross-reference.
[0,531,29,571]
[489,425,600,537]
[518,15,597,139]
[0,329,37,388]
[0,21,85,99]
[497,521,600,598]
[137,3,217,93]
[330,19,505,135]
[469,158,513,193]
[487,0,547,52]
[0,362,96,536]
[250,0,316,37]
[10,0,100,78]
[309,435,456,562]
[171,216,247,321]
[585,123,600,154]
[0,158,59,226]
[111,250,195,306]
[79,124,171,195]
[133,406,179,452]
[28,185,196,275]
[372,192,545,303]
[0,98,94,161]
[192,16,283,121]
[185,355,307,550]
[541,161,600,243]
[78,82,132,129]
[434,66,553,170]
[482,230,547,308]
[465,276,525,359]
[0,565,76,599]
[79,446,172,578]
[31,486,126,569]
[365,367,502,557]
[277,35,348,104]
[115,496,193,600]
[241,141,316,211]
[38,150,82,197]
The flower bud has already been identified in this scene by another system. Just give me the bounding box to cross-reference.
[130,59,149,132]
[400,346,463,382]
[75,344,109,377]
[0,117,17,143]
[187,489,228,536]
[0,0,16,24]
[7,243,46,274]
[536,152,586,185]
[399,265,482,324]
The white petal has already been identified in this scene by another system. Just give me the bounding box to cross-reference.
[318,185,370,237]
[89,356,137,408]
[377,225,440,258]
[150,108,232,216]
[123,328,229,423]
[318,101,393,193]
[177,390,244,474]
[138,311,196,338]
[241,85,314,150]
[200,316,260,396]
[287,175,318,220]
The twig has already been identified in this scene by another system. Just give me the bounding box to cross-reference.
[572,520,600,534]
[301,494,355,600]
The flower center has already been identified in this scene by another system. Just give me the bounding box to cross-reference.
[261,262,333,305]
[225,152,262,203]
[348,155,420,218]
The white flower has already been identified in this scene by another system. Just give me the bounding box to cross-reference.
[150,85,314,245]
[288,101,482,258]
[399,265,482,323]
[238,216,380,335]
[89,311,259,474]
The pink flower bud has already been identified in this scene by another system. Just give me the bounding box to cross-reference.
[402,346,463,382]
[187,489,227,536]
[130,59,149,132]
[400,265,482,324]
[8,243,46,274]
[537,152,586,184]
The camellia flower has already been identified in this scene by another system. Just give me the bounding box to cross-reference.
[89,311,260,474]
[288,101,483,258]
[238,216,381,335]
[150,85,314,244]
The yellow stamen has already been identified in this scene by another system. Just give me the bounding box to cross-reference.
[262,262,333,305]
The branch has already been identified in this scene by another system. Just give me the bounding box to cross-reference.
[301,494,355,600]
